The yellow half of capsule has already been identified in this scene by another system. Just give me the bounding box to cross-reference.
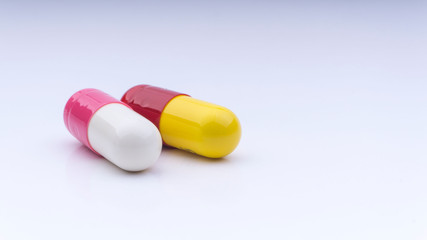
[159,96,241,158]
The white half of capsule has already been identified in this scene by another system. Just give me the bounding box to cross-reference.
[87,103,162,171]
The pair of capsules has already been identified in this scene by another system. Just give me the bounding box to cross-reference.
[64,85,242,171]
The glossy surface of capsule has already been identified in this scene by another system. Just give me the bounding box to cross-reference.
[121,85,241,158]
[64,88,162,171]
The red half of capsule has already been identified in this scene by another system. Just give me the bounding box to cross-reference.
[121,85,189,128]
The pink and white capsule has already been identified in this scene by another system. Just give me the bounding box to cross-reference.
[64,88,162,171]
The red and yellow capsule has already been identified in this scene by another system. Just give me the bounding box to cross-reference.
[122,85,241,158]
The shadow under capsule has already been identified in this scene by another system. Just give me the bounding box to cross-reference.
[65,142,154,175]
[160,145,231,164]
[63,139,232,179]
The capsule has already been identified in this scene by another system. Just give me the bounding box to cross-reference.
[64,88,162,171]
[121,85,241,158]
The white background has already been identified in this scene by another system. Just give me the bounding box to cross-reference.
[0,1,426,239]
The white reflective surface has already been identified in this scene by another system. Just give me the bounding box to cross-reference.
[0,1,426,239]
